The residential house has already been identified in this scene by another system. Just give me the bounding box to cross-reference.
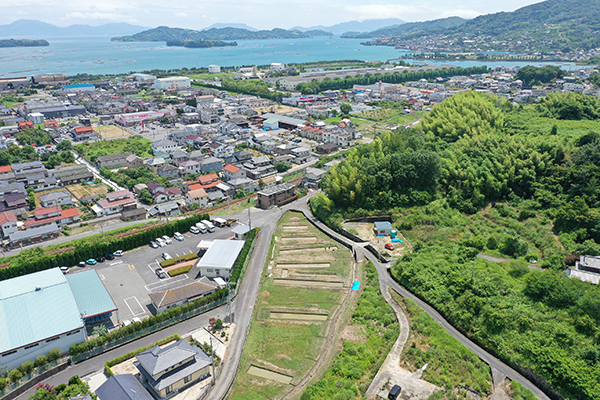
[148,202,180,217]
[205,142,234,159]
[222,163,246,181]
[122,208,147,221]
[96,374,153,400]
[147,182,165,195]
[52,164,93,185]
[228,178,257,194]
[316,143,338,155]
[11,161,47,183]
[9,222,60,248]
[0,192,28,219]
[27,173,57,192]
[165,186,183,201]
[72,126,99,142]
[233,150,252,164]
[198,157,223,174]
[0,166,15,183]
[152,139,178,155]
[157,164,180,178]
[126,154,144,169]
[259,175,279,189]
[135,340,212,399]
[291,147,310,163]
[179,160,202,176]
[92,190,136,216]
[257,183,296,209]
[186,189,209,209]
[0,211,18,239]
[145,157,166,172]
[39,190,72,208]
[96,152,132,169]
[198,108,219,124]
[133,183,148,195]
[301,167,327,189]
[170,150,188,164]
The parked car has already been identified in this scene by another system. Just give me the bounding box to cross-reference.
[106,253,115,260]
[60,266,69,274]
[162,252,172,260]
[156,238,166,247]
[86,259,97,265]
[114,250,124,257]
[150,241,159,249]
[190,226,200,234]
[96,256,106,263]
[162,235,172,245]
[78,261,86,268]
[156,268,167,279]
[388,385,402,400]
[385,243,395,251]
[174,232,184,241]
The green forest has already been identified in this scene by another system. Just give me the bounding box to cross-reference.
[166,39,237,48]
[0,39,49,48]
[312,91,600,399]
[112,26,314,42]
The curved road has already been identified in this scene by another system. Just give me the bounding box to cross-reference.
[290,198,551,400]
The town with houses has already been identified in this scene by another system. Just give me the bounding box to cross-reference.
[0,58,598,400]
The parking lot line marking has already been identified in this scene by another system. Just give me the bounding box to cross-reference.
[99,274,105,280]
[144,274,189,292]
[110,261,122,266]
[124,296,146,316]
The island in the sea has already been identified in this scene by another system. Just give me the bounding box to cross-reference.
[0,38,49,48]
[166,39,237,48]
[111,26,332,42]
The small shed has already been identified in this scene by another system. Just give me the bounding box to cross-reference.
[232,224,250,240]
[374,221,392,237]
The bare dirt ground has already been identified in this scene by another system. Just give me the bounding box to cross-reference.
[343,221,410,257]
[96,125,130,139]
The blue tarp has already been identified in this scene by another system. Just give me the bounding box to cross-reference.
[352,282,360,291]
[391,238,403,243]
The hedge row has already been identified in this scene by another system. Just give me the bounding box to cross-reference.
[168,265,193,277]
[160,253,198,268]
[229,228,258,286]
[0,214,210,281]
[104,334,181,376]
[69,287,228,357]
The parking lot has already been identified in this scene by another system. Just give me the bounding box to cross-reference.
[73,225,237,328]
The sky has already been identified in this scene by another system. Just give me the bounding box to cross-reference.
[0,0,546,29]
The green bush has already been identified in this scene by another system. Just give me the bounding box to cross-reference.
[20,361,34,375]
[160,253,198,268]
[34,354,47,368]
[8,369,22,383]
[168,265,192,277]
[48,349,60,362]
[0,377,6,391]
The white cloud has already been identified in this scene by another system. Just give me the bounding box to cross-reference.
[345,4,421,21]
[175,12,188,17]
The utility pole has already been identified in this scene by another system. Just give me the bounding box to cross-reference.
[210,335,215,384]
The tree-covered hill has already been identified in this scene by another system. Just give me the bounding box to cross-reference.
[0,39,49,47]
[341,16,466,39]
[312,91,600,399]
[112,26,315,42]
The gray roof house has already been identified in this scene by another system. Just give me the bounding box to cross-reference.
[135,340,212,398]
[96,374,153,400]
[39,190,72,208]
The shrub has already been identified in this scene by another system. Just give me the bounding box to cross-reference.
[8,369,22,383]
[20,361,34,375]
[34,355,47,368]
[168,265,192,277]
[0,377,6,391]
[48,349,60,362]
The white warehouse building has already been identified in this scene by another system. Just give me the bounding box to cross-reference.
[153,77,191,90]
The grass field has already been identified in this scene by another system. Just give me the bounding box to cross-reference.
[68,183,108,200]
[74,136,153,162]
[229,211,354,400]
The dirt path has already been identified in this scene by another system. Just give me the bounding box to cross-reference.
[365,286,416,399]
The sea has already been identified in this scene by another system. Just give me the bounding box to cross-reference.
[0,35,588,77]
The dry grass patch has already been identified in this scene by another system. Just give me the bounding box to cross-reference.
[68,183,108,200]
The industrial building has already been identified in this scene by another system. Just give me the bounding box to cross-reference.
[0,268,116,371]
[153,77,191,90]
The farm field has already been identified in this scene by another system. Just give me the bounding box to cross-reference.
[74,136,153,163]
[229,211,355,400]
[67,183,108,200]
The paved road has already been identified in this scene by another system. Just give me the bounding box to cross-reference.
[290,199,551,400]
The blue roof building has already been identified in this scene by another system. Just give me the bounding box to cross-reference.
[374,221,393,236]
[66,270,117,323]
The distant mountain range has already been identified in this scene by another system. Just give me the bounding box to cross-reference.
[293,18,406,35]
[201,23,258,32]
[111,26,332,42]
[0,19,150,38]
[341,16,467,38]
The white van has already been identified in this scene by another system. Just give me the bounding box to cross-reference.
[196,222,208,233]
[203,220,215,232]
